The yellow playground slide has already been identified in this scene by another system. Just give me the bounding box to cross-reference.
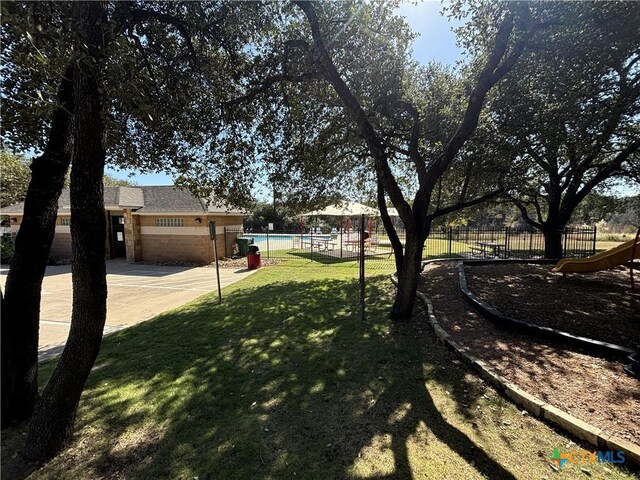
[552,237,640,274]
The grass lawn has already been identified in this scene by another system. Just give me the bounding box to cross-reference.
[596,240,626,252]
[262,238,470,262]
[3,259,636,479]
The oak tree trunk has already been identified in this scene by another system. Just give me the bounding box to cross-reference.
[390,233,426,321]
[543,227,564,259]
[1,64,74,427]
[24,1,108,461]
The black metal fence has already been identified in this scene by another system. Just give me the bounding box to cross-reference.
[224,225,596,264]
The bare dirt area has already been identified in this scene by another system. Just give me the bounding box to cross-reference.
[419,261,640,446]
[465,263,640,348]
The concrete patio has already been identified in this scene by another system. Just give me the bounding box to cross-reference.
[0,260,257,360]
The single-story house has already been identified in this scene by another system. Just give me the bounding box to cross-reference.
[2,186,244,264]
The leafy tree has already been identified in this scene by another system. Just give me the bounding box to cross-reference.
[604,195,640,233]
[0,151,31,207]
[1,0,273,455]
[570,192,620,227]
[284,1,542,320]
[103,173,138,187]
[244,201,298,232]
[489,1,640,257]
[1,53,75,428]
[0,233,15,264]
[219,0,551,319]
[24,2,109,460]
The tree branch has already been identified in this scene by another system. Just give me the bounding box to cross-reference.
[377,177,404,274]
[425,7,527,193]
[563,138,640,217]
[123,6,198,62]
[222,71,321,109]
[293,0,413,224]
[430,188,504,220]
[397,99,428,185]
[509,196,543,229]
[524,140,557,179]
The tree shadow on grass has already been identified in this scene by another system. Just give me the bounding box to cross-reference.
[7,274,522,479]
[289,250,363,265]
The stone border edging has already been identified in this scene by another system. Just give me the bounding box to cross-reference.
[390,270,640,466]
[457,261,635,358]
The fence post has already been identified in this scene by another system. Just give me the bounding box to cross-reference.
[592,225,597,255]
[504,226,509,259]
[562,228,568,258]
[360,214,365,321]
[448,227,452,258]
[223,227,227,258]
[266,226,270,259]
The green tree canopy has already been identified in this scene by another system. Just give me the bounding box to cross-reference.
[1,1,277,207]
[0,151,31,207]
[102,173,138,187]
[280,0,547,319]
[0,0,283,457]
[486,1,640,256]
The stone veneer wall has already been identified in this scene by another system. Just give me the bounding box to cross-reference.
[123,209,142,262]
[104,211,112,257]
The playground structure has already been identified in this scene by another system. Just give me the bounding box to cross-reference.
[552,226,640,289]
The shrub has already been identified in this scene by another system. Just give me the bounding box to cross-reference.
[0,233,15,264]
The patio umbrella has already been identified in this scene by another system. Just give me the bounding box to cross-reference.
[302,201,395,217]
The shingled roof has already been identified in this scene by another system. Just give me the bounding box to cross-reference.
[135,186,205,213]
[1,186,244,215]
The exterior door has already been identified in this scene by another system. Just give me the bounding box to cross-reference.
[111,215,126,258]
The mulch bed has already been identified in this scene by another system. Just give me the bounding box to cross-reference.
[465,263,640,348]
[214,258,281,269]
[418,261,640,446]
[135,258,281,269]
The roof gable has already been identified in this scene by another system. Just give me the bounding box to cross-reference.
[136,186,205,213]
[1,185,244,215]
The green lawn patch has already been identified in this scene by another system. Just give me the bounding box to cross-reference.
[4,259,636,479]
[595,240,625,252]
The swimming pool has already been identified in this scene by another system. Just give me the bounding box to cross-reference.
[242,233,333,242]
[240,233,340,252]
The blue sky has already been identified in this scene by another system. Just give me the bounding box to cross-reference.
[397,1,463,67]
[106,1,464,186]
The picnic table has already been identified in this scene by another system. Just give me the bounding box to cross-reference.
[303,237,336,251]
[344,239,359,252]
[344,237,378,253]
[475,241,509,258]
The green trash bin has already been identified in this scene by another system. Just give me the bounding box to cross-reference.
[236,238,250,256]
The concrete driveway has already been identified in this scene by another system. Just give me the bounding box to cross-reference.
[1,260,257,360]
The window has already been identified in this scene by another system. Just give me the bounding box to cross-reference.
[61,217,71,226]
[155,218,183,227]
